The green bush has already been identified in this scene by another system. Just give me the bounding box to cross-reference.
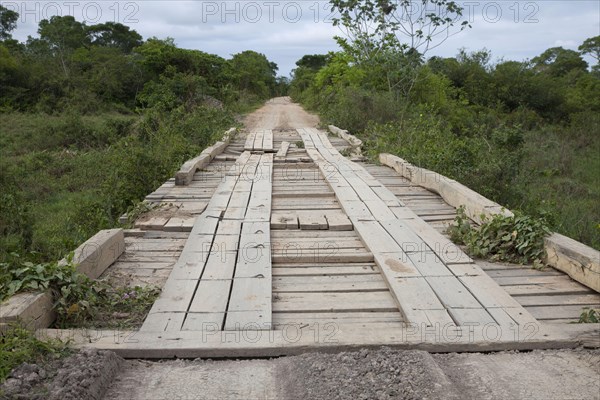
[448,207,551,265]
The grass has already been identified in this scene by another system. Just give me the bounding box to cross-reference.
[55,285,161,330]
[359,112,599,251]
[0,325,71,383]
[0,108,234,262]
[513,120,600,249]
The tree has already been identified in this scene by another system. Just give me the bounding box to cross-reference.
[579,36,600,75]
[295,54,329,71]
[38,16,89,51]
[579,36,599,62]
[329,0,471,104]
[87,22,142,53]
[532,47,588,77]
[229,51,278,99]
[330,0,471,61]
[0,5,18,41]
[37,16,89,78]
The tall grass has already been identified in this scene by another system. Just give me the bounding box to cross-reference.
[0,108,234,262]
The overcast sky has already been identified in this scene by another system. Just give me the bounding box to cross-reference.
[4,1,599,76]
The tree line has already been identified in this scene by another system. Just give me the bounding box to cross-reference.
[289,0,599,249]
[0,7,284,263]
[0,6,282,113]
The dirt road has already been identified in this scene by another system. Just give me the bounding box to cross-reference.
[242,97,320,131]
[102,348,599,400]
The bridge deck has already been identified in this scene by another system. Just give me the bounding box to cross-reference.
[95,127,600,355]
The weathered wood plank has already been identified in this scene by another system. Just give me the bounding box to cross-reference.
[263,129,274,152]
[298,213,328,230]
[273,274,387,293]
[276,141,290,158]
[273,291,398,313]
[244,132,256,151]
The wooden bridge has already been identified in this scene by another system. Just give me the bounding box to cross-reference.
[38,99,599,357]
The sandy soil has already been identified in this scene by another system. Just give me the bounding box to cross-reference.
[242,97,320,131]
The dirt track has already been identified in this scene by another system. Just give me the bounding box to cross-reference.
[242,97,319,131]
[101,348,600,400]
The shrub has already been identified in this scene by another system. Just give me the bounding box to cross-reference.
[448,206,551,265]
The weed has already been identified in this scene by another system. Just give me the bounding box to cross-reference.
[339,147,353,157]
[295,140,305,149]
[54,285,160,330]
[578,308,599,323]
[0,325,71,382]
[123,201,161,228]
[448,206,551,264]
[0,255,160,329]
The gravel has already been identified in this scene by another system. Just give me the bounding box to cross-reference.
[1,349,123,400]
[278,348,459,400]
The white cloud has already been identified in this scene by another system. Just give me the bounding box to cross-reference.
[4,0,599,75]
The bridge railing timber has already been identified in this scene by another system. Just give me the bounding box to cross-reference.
[379,152,599,293]
[175,127,237,186]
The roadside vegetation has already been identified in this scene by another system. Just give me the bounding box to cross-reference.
[0,8,287,377]
[290,1,599,250]
[0,8,284,267]
[0,325,71,382]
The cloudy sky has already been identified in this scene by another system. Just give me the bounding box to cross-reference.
[4,1,599,76]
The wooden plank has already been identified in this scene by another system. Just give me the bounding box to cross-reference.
[256,130,266,150]
[449,308,496,326]
[276,141,290,158]
[67,228,125,280]
[513,294,600,307]
[527,305,599,320]
[273,266,379,276]
[494,275,593,288]
[182,313,225,330]
[273,291,398,313]
[273,274,387,292]
[225,277,272,329]
[502,283,593,297]
[163,217,196,232]
[244,132,256,151]
[224,151,273,330]
[187,280,231,314]
[458,275,538,326]
[272,250,373,264]
[353,220,401,253]
[271,238,364,251]
[39,322,600,357]
[325,213,353,231]
[298,213,328,230]
[141,312,185,332]
[0,291,55,330]
[175,154,210,186]
[263,129,274,152]
[390,277,455,326]
[270,213,298,230]
[545,233,600,292]
[135,216,170,230]
[272,311,403,325]
[426,276,485,309]
[271,230,357,239]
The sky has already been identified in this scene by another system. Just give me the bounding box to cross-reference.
[3,1,599,76]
